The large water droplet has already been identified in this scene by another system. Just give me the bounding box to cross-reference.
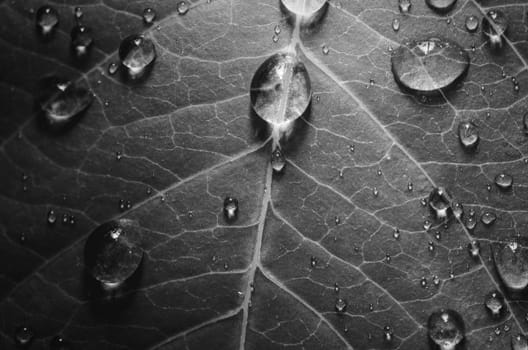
[495,173,513,190]
[271,147,286,173]
[493,242,528,291]
[280,0,327,23]
[428,309,465,350]
[119,34,156,79]
[36,5,59,37]
[399,0,411,13]
[513,334,528,350]
[482,10,508,50]
[429,187,451,219]
[425,0,457,13]
[458,121,479,150]
[485,290,504,317]
[143,7,156,24]
[39,77,93,130]
[71,25,93,58]
[465,15,479,33]
[84,219,143,290]
[391,38,469,95]
[335,298,347,312]
[14,326,34,347]
[481,211,497,226]
[250,53,311,136]
[223,196,239,222]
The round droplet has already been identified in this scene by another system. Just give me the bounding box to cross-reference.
[428,309,465,350]
[399,0,411,13]
[485,290,504,317]
[14,326,34,346]
[250,53,311,134]
[47,209,57,224]
[84,219,143,289]
[391,38,470,95]
[467,240,480,258]
[310,256,317,268]
[393,228,400,240]
[452,201,463,219]
[272,34,279,43]
[429,187,451,219]
[36,5,59,37]
[143,7,156,24]
[481,211,497,226]
[322,45,329,55]
[74,7,83,20]
[271,147,286,173]
[458,121,479,150]
[433,275,440,286]
[280,0,327,22]
[392,18,400,32]
[425,0,457,13]
[223,197,239,221]
[177,1,189,15]
[335,298,347,312]
[512,334,528,350]
[493,242,528,291]
[108,62,118,75]
[428,241,435,252]
[384,326,393,342]
[119,34,157,79]
[50,335,72,350]
[495,173,513,190]
[465,15,479,32]
[71,25,93,58]
[482,10,508,50]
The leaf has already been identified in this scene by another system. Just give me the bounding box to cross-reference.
[1,0,528,349]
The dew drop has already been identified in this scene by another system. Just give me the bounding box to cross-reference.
[71,25,93,58]
[177,1,189,15]
[425,0,457,13]
[334,282,339,293]
[310,256,317,268]
[407,182,413,192]
[384,326,393,342]
[429,187,451,219]
[335,298,347,312]
[398,0,411,14]
[452,201,463,219]
[272,34,279,43]
[392,18,400,32]
[274,25,281,35]
[481,211,497,226]
[36,5,59,37]
[14,326,34,347]
[467,240,480,258]
[483,10,508,50]
[119,34,156,79]
[47,209,57,224]
[493,241,528,291]
[143,7,156,24]
[421,276,428,288]
[373,187,379,197]
[271,147,286,173]
[223,196,239,222]
[465,15,479,32]
[458,121,479,150]
[428,309,465,350]
[424,220,432,231]
[84,219,143,289]
[512,334,528,350]
[50,335,72,350]
[435,231,442,241]
[108,62,118,75]
[433,275,440,286]
[322,45,330,55]
[485,290,504,317]
[377,169,382,176]
[495,173,513,190]
[420,198,427,207]
[393,228,400,240]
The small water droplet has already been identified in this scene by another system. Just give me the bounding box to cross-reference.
[406,181,413,192]
[425,0,457,13]
[465,216,476,231]
[349,144,355,153]
[335,298,347,312]
[392,18,400,31]
[377,169,382,176]
[465,15,479,32]
[310,256,317,268]
[143,7,156,24]
[446,18,452,24]
[485,290,504,317]
[495,173,513,190]
[483,10,508,50]
[423,220,432,231]
[223,197,239,222]
[334,282,339,293]
[467,240,480,258]
[384,326,393,342]
[399,0,411,13]
[14,326,34,346]
[274,24,281,35]
[385,253,392,263]
[393,228,400,240]
[428,241,435,252]
[36,6,59,37]
[429,187,451,219]
[452,201,463,219]
[119,34,156,79]
[71,25,93,58]
[435,231,442,241]
[458,121,479,150]
[481,211,497,226]
[47,209,57,224]
[512,334,528,350]
[177,1,189,15]
[50,335,71,350]
[272,34,279,43]
[322,45,330,55]
[373,187,379,197]
[420,198,427,206]
[428,309,465,350]
[271,147,286,173]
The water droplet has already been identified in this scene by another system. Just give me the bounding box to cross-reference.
[482,10,508,50]
[369,303,374,311]
[523,113,528,135]
[119,34,156,79]
[143,7,156,24]
[334,282,339,293]
[36,5,59,37]
[399,0,411,13]
[384,326,393,342]
[71,25,93,58]
[47,209,57,224]
[392,18,400,31]
[467,240,480,258]
[271,147,286,173]
[274,25,281,35]
[495,327,501,336]
[406,182,413,192]
[458,121,479,150]
[272,34,279,43]
[391,38,469,95]
[465,15,479,32]
[428,241,435,252]
[495,173,513,190]
[425,0,457,13]
[335,298,347,312]
[493,241,528,291]
[322,45,330,55]
[451,201,463,219]
[515,84,521,92]
[421,276,428,288]
[433,275,440,286]
[465,216,476,231]
[485,290,504,317]
[512,334,528,350]
[74,7,83,20]
[377,169,382,176]
[393,228,400,240]
[424,220,432,231]
[435,231,442,241]
[385,253,392,263]
[14,326,34,346]
[446,18,452,24]
[349,144,355,153]
[481,211,497,226]
[50,335,72,350]
[108,62,119,75]
[223,196,239,222]
[334,216,340,225]
[310,256,317,268]
[373,187,379,197]
[250,53,311,136]
[428,309,465,350]
[177,1,189,15]
[84,219,143,289]
[429,187,451,219]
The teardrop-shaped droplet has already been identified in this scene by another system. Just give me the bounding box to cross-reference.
[71,25,93,58]
[335,298,347,312]
[494,173,513,190]
[493,241,528,291]
[143,7,156,24]
[429,187,451,219]
[399,0,411,13]
[177,1,189,15]
[39,77,93,130]
[14,326,34,347]
[452,201,463,219]
[425,0,457,13]
[482,10,508,50]
[424,220,432,231]
[485,290,504,317]
[465,216,476,231]
[119,34,157,79]
[223,196,239,221]
[84,219,143,289]
[392,18,400,32]
[108,62,118,75]
[271,147,286,173]
[321,45,329,55]
[250,53,311,136]
[36,5,59,37]
[428,309,465,350]
[512,334,528,350]
[280,0,327,23]
[467,240,480,258]
[465,15,479,33]
[391,38,469,95]
[481,211,497,226]
[458,121,479,150]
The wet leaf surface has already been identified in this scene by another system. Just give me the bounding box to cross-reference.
[1,0,528,349]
